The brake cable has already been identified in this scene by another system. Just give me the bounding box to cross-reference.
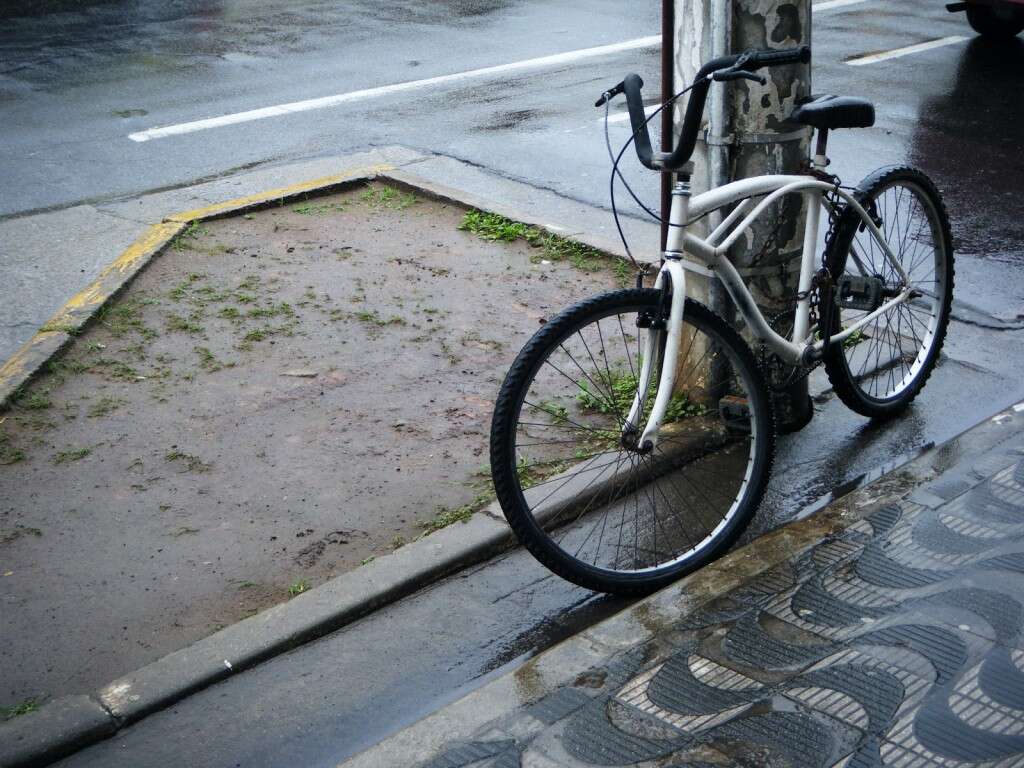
[603,80,704,270]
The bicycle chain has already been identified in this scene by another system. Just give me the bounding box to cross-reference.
[757,168,850,393]
[759,304,821,393]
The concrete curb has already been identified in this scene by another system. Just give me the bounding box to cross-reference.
[0,152,644,767]
[0,163,393,410]
[380,169,653,272]
[0,221,183,411]
[96,510,513,724]
[0,697,115,768]
[0,506,515,768]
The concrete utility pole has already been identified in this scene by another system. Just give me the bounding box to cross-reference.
[672,0,813,432]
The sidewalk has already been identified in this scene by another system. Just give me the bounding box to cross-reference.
[0,146,659,369]
[346,402,1024,767]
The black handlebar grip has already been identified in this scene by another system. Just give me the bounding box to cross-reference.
[609,45,811,174]
[622,73,657,170]
[745,45,811,69]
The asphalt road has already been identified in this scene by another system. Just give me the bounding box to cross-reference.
[0,0,662,218]
[2,0,1023,765]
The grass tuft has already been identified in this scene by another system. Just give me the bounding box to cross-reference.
[576,369,706,424]
[165,449,212,473]
[18,391,52,411]
[165,313,205,335]
[87,397,125,418]
[360,186,416,210]
[52,447,91,465]
[420,504,474,534]
[353,310,405,327]
[171,222,209,252]
[194,346,228,372]
[1,525,42,544]
[458,210,632,285]
[458,210,532,242]
[0,444,26,465]
[293,201,346,215]
[1,697,41,721]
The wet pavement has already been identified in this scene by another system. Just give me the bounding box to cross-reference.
[344,404,1024,768]
[0,0,661,218]
[51,545,630,768]
[2,1,1024,765]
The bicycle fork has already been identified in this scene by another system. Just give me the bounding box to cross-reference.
[623,258,688,453]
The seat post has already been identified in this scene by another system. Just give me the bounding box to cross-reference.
[813,128,830,169]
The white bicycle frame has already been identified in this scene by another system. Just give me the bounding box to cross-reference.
[625,172,914,451]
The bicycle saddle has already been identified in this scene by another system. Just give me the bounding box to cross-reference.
[789,94,875,129]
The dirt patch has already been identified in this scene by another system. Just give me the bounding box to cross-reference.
[0,182,626,708]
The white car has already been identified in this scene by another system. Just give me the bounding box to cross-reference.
[947,0,1024,37]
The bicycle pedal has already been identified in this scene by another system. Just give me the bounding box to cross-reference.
[835,274,884,312]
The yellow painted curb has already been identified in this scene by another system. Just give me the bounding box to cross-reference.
[0,162,393,407]
[166,164,393,223]
[47,221,186,327]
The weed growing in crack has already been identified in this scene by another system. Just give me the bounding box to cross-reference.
[1,698,41,721]
[420,505,473,534]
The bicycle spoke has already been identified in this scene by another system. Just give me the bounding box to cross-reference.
[837,178,947,403]
[495,290,767,587]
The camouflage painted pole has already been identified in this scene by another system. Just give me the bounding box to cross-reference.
[675,0,813,432]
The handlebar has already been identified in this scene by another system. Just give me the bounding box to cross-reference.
[599,45,810,173]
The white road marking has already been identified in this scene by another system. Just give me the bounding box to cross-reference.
[128,36,660,142]
[597,0,873,126]
[813,0,872,10]
[846,35,968,66]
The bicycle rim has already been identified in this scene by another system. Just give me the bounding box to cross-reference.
[493,291,770,586]
[832,178,949,403]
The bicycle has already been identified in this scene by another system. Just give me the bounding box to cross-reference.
[489,46,954,595]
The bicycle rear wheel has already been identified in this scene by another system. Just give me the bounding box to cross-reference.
[490,289,774,595]
[821,166,954,418]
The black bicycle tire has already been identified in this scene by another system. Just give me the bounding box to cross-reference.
[490,288,775,595]
[821,166,955,419]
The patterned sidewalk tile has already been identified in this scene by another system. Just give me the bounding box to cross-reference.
[407,442,1024,767]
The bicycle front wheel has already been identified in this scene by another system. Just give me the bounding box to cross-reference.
[490,289,774,595]
[821,166,954,419]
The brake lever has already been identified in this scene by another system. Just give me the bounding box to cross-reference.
[712,69,767,85]
[595,80,627,108]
